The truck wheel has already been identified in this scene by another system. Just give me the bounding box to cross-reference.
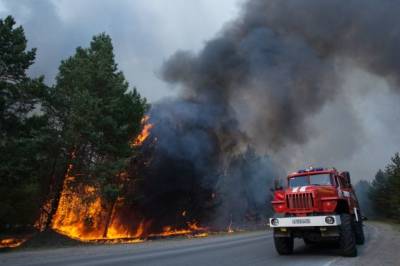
[354,220,365,245]
[339,214,357,257]
[274,235,294,255]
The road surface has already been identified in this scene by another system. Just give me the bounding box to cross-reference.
[1,222,399,266]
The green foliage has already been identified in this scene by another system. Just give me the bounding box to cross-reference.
[0,16,50,229]
[0,16,35,83]
[369,153,400,222]
[48,33,148,201]
[0,16,148,230]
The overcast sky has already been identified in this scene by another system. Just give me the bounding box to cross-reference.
[1,0,399,181]
[0,0,241,101]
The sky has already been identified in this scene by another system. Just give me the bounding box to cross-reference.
[1,0,399,182]
[0,0,241,101]
[278,68,400,181]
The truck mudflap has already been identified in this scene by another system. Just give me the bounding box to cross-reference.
[269,215,341,228]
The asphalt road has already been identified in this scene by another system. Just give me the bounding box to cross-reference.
[1,222,399,266]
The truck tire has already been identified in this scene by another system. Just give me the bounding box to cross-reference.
[274,235,294,255]
[339,214,357,257]
[354,220,365,245]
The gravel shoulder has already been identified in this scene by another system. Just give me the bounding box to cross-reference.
[329,221,400,266]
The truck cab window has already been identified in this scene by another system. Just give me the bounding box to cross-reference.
[288,176,308,187]
[310,174,332,186]
[289,174,332,187]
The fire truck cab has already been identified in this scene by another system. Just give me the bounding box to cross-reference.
[269,167,365,257]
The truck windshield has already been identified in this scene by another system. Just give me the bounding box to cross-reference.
[289,174,332,187]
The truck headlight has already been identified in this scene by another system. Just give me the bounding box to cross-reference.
[325,216,335,224]
[271,218,279,226]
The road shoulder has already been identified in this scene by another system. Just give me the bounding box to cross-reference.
[331,221,400,266]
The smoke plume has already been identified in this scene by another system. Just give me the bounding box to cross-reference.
[143,0,400,226]
[163,0,400,149]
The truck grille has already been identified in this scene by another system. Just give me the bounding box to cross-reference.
[286,193,314,210]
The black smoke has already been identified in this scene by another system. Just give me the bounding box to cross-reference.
[163,0,400,151]
[130,99,279,229]
[133,0,400,229]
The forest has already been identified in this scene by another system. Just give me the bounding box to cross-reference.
[0,15,148,234]
[1,14,399,242]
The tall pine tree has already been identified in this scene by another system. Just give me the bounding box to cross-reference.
[0,16,49,230]
[383,153,400,220]
[43,33,148,230]
[369,153,400,222]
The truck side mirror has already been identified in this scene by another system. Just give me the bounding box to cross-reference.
[270,186,283,192]
[271,178,284,191]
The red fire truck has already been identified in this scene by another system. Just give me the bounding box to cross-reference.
[269,167,365,257]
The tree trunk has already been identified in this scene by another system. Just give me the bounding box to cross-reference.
[103,199,117,238]
[35,156,58,231]
[44,150,75,230]
[44,164,69,230]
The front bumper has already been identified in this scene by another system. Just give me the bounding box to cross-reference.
[269,215,341,228]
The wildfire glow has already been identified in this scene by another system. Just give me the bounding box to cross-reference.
[37,117,210,246]
[0,238,28,248]
[132,115,153,147]
[194,233,209,238]
[227,220,234,233]
[151,222,207,238]
[51,159,209,243]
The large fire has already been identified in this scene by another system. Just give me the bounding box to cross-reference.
[1,114,242,250]
[51,181,208,242]
[132,115,154,147]
[49,117,209,244]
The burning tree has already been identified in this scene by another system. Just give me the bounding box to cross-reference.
[126,100,279,232]
[37,33,148,236]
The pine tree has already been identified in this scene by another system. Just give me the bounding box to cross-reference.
[0,16,49,230]
[369,153,400,222]
[369,169,390,218]
[384,153,400,220]
[43,33,148,231]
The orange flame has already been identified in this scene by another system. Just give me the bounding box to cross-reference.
[51,167,209,243]
[151,222,208,238]
[0,238,28,248]
[227,220,234,233]
[51,151,110,241]
[132,115,153,147]
[44,118,211,245]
